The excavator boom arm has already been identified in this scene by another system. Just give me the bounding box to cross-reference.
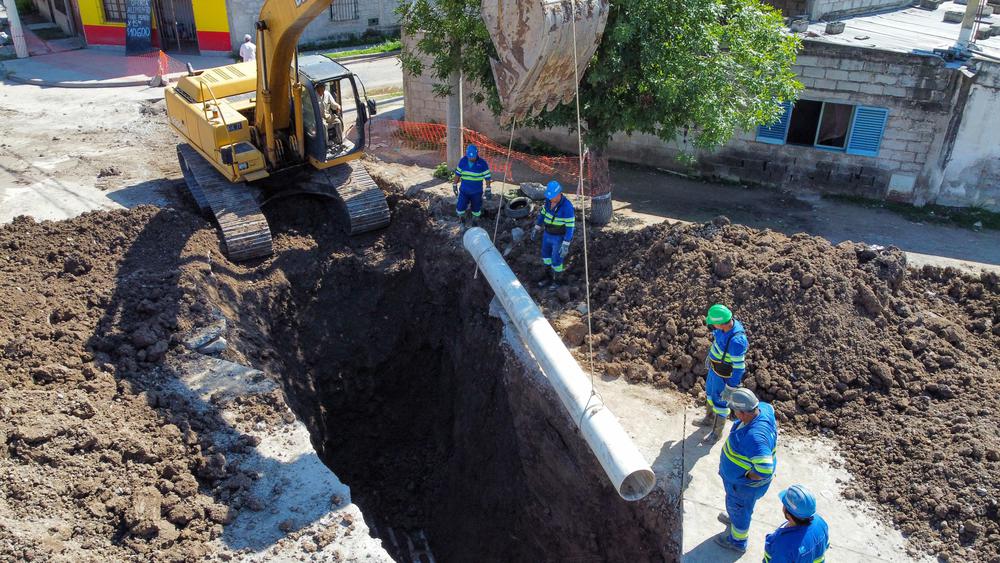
[255,0,333,164]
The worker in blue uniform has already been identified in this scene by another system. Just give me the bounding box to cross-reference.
[715,388,778,554]
[763,485,830,562]
[531,180,575,289]
[703,303,749,442]
[452,144,493,227]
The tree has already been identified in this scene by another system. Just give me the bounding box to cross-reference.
[400,0,801,222]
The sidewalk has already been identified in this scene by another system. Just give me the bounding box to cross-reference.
[1,48,231,87]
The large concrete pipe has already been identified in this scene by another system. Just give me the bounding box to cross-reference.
[464,227,655,501]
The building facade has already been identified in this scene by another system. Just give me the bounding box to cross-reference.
[31,0,400,55]
[404,3,1000,211]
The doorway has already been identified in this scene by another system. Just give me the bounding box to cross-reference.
[153,0,198,54]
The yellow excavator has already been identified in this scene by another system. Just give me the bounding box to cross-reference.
[163,0,607,261]
[164,0,389,261]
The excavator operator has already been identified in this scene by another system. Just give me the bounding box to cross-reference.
[315,83,344,148]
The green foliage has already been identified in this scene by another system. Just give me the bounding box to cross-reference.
[15,0,38,15]
[399,0,801,151]
[325,38,401,59]
[433,162,453,180]
[397,0,500,111]
[299,29,400,53]
[511,138,563,157]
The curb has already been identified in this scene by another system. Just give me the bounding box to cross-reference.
[4,70,187,89]
[327,50,400,65]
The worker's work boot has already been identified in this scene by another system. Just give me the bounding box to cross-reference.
[706,415,726,443]
[698,403,715,426]
[471,214,480,228]
[713,532,746,554]
[548,271,562,290]
[537,270,552,288]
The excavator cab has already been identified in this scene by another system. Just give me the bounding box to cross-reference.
[295,54,377,169]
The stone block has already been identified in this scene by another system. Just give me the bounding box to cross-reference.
[839,58,866,71]
[906,141,929,154]
[884,86,908,97]
[790,19,810,32]
[881,139,909,152]
[814,78,839,89]
[944,10,964,22]
[802,67,827,78]
[836,81,862,92]
[850,71,875,82]
[860,83,885,95]
[874,73,898,85]
[826,21,847,34]
[919,0,943,9]
[796,55,821,66]
[826,69,851,80]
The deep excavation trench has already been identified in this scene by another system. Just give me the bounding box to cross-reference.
[233,200,679,561]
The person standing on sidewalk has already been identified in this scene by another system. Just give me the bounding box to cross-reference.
[703,303,748,442]
[763,485,829,562]
[240,34,256,63]
[715,388,778,554]
[452,144,492,228]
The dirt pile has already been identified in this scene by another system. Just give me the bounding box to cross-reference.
[0,207,280,561]
[507,216,999,562]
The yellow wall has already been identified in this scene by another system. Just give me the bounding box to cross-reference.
[78,0,122,27]
[192,0,229,33]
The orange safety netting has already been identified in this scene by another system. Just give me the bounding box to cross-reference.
[368,118,608,197]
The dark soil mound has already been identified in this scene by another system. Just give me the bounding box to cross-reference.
[510,216,999,562]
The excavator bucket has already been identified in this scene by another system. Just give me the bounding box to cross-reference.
[482,0,610,120]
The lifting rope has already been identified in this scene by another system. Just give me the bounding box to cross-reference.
[569,0,602,408]
[475,1,600,405]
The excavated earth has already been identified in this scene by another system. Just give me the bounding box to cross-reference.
[501,215,1000,563]
[0,185,676,562]
[1,165,999,562]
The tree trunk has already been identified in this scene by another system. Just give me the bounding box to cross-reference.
[588,147,613,225]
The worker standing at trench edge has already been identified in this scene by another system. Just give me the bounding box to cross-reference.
[531,180,575,289]
[715,388,778,554]
[703,303,749,442]
[453,145,492,227]
[763,484,830,562]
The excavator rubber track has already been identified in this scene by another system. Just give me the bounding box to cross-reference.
[176,144,274,262]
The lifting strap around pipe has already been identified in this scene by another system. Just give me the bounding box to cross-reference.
[463,227,655,501]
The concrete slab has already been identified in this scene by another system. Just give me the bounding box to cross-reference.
[590,376,932,562]
[1,48,231,86]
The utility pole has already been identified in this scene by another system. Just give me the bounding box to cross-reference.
[446,68,463,168]
[957,0,984,52]
[5,0,30,59]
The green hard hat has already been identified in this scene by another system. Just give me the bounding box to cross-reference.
[705,304,733,325]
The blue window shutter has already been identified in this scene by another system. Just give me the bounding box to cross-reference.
[846,106,889,157]
[756,102,792,145]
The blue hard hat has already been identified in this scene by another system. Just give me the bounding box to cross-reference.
[466,145,478,159]
[545,180,562,199]
[779,485,817,519]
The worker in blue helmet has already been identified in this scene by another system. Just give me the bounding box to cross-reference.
[762,485,829,562]
[452,144,493,227]
[531,180,575,289]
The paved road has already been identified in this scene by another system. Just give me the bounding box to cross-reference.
[343,55,402,92]
[609,163,1000,270]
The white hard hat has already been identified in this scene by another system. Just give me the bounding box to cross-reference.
[244,34,252,41]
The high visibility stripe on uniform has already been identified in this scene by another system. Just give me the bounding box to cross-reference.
[763,553,772,562]
[730,524,749,540]
[543,258,552,265]
[707,397,731,416]
[813,556,825,563]
[553,264,565,272]
[723,441,753,471]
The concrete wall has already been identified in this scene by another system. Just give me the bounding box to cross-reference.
[806,0,912,20]
[403,34,999,210]
[930,61,1000,210]
[32,0,76,36]
[226,0,400,53]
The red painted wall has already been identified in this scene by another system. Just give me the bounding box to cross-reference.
[196,30,230,52]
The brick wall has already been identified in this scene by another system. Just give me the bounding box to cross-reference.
[807,0,912,20]
[226,0,401,53]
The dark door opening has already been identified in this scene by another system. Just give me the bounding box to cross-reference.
[153,0,198,54]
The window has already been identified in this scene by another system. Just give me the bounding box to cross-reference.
[756,100,889,157]
[330,0,359,22]
[102,0,126,23]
